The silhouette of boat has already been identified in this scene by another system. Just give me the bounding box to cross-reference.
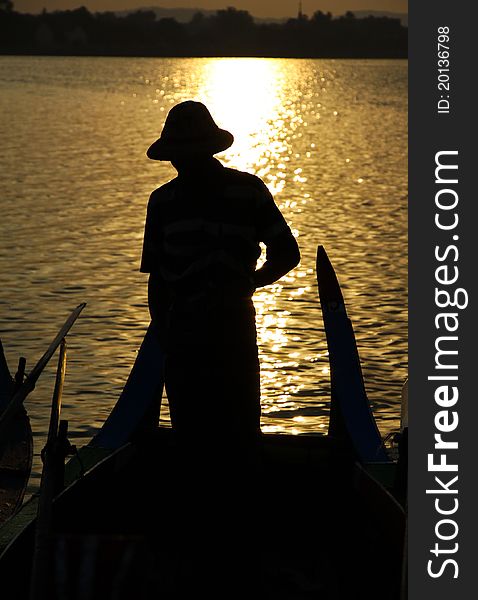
[0,247,406,599]
[0,345,32,527]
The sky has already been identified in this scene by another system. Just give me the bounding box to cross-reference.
[13,1,408,19]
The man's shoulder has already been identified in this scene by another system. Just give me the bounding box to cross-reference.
[222,167,270,195]
[223,167,263,185]
[149,178,179,207]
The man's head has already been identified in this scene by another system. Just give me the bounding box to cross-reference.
[147,101,234,162]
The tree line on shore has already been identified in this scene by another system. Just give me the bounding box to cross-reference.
[0,2,407,58]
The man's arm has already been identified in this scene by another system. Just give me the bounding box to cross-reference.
[141,192,171,326]
[148,272,162,324]
[148,271,172,326]
[253,231,300,289]
[252,177,300,288]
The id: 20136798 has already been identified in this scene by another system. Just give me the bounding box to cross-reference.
[437,26,451,115]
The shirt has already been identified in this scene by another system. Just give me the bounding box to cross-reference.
[140,159,293,300]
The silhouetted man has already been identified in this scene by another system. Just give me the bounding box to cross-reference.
[140,101,300,456]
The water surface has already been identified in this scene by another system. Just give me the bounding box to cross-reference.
[0,56,407,487]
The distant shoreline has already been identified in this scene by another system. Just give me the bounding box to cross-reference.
[0,7,408,60]
[0,52,408,59]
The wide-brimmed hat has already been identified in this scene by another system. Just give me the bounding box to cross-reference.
[147,101,234,161]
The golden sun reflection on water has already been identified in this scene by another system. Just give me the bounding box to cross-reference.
[195,59,288,191]
[191,58,307,429]
[0,57,407,456]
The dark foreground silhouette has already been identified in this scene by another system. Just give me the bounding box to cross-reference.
[0,249,406,599]
[141,101,300,459]
[0,428,406,600]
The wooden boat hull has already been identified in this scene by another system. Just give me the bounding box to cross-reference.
[0,341,33,526]
[0,428,404,599]
[0,408,33,526]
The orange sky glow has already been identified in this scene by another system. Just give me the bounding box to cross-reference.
[13,1,408,20]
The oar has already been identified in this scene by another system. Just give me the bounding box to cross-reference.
[29,339,68,600]
[0,303,86,439]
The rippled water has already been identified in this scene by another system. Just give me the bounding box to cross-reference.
[0,56,407,486]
